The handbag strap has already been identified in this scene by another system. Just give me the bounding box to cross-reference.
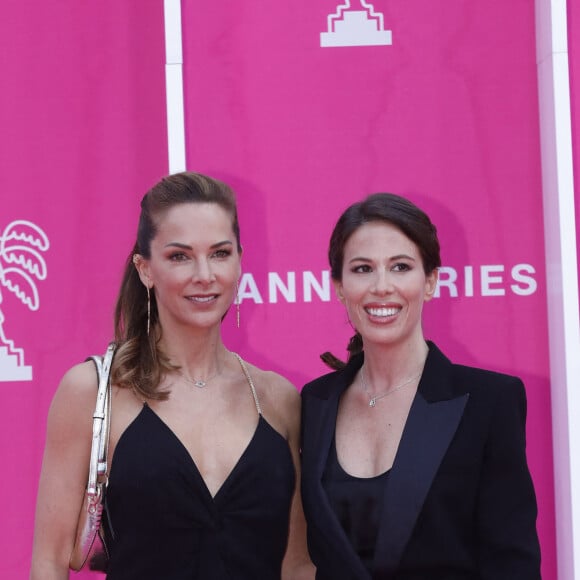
[86,342,116,497]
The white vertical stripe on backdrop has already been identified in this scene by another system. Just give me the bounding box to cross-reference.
[164,0,186,173]
[536,0,580,578]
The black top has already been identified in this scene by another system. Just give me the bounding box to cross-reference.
[104,404,295,579]
[322,438,390,574]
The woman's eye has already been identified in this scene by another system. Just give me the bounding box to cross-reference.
[392,263,411,272]
[169,252,188,262]
[352,264,372,273]
[213,249,232,259]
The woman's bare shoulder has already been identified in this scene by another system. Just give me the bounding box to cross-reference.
[238,359,299,403]
[49,361,100,424]
[237,359,300,440]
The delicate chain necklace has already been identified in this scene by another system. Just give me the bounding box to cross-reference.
[360,365,422,407]
[177,368,220,389]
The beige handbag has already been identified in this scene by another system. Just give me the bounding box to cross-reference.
[69,342,116,572]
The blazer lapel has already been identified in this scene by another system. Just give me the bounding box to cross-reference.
[373,343,469,576]
[302,355,372,579]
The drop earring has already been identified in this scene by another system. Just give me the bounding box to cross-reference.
[235,282,240,329]
[146,285,151,336]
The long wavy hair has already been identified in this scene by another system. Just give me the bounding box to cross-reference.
[111,172,241,400]
[321,193,441,370]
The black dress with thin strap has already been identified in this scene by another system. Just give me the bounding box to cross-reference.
[104,364,295,579]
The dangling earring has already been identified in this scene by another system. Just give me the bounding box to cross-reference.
[235,282,240,329]
[146,285,151,336]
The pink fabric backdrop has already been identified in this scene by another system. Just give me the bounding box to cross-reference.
[2,0,578,578]
[0,1,167,578]
[182,1,555,578]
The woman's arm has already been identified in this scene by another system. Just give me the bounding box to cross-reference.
[476,377,541,579]
[273,377,316,580]
[30,362,98,580]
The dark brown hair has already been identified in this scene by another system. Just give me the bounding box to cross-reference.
[322,192,441,369]
[112,172,241,399]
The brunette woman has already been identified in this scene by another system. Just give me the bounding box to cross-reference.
[300,193,541,579]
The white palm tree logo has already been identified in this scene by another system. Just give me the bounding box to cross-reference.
[0,220,49,382]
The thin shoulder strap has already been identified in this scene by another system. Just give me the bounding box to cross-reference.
[233,353,262,416]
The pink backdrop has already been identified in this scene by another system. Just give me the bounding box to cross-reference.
[1,0,579,578]
[0,2,167,579]
[183,1,554,576]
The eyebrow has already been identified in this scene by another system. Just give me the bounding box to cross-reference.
[348,254,416,263]
[164,240,234,250]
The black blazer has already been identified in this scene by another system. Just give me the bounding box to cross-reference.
[301,342,541,580]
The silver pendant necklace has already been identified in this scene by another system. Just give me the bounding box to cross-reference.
[360,365,422,407]
[177,368,220,389]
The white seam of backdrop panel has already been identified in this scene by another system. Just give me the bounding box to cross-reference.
[164,0,186,173]
[536,0,580,578]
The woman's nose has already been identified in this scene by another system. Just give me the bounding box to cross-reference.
[372,269,394,295]
[192,259,215,283]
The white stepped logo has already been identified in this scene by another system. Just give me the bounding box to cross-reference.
[0,220,49,382]
[321,0,392,47]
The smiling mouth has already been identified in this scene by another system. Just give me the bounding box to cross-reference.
[188,295,218,303]
[365,306,400,317]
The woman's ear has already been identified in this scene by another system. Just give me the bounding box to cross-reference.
[424,268,439,301]
[333,280,345,303]
[133,254,152,288]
